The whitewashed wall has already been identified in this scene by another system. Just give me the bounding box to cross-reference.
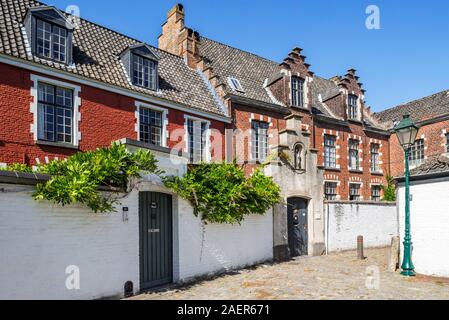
[325,201,398,253]
[398,177,449,277]
[0,177,273,300]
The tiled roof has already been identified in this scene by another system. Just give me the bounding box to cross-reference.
[200,37,284,106]
[376,89,449,126]
[0,0,227,117]
[200,36,386,132]
[410,154,449,177]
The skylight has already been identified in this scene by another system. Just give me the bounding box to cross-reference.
[228,77,245,93]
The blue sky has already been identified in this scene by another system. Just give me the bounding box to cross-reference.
[45,0,449,112]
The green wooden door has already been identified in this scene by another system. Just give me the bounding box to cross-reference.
[139,192,173,290]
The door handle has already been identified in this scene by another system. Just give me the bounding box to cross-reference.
[148,229,160,233]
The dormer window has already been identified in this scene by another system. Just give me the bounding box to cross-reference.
[24,6,74,65]
[291,77,305,107]
[132,54,157,90]
[348,94,359,120]
[228,77,244,93]
[36,19,68,62]
[120,44,160,92]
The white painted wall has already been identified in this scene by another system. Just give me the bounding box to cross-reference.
[0,177,273,300]
[0,184,139,300]
[398,177,449,277]
[176,198,273,281]
[325,202,398,253]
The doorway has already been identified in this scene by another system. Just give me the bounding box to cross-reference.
[287,197,309,257]
[139,192,173,290]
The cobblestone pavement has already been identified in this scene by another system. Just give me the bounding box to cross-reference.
[131,248,449,300]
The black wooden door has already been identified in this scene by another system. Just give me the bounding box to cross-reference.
[139,192,173,290]
[287,198,309,257]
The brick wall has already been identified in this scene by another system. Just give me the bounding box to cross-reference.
[325,201,398,252]
[0,63,226,166]
[390,119,449,177]
[315,121,389,201]
[0,176,273,299]
[230,103,286,175]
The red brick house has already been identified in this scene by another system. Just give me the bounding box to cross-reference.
[0,0,229,168]
[377,90,449,177]
[157,4,390,203]
[1,1,391,203]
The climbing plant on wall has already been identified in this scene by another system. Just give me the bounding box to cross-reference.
[163,162,281,224]
[2,143,160,213]
[381,175,396,202]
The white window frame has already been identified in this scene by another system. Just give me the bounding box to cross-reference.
[250,119,270,162]
[227,77,244,93]
[371,184,382,202]
[184,115,211,163]
[348,139,360,171]
[135,101,168,147]
[30,74,81,147]
[348,94,359,120]
[409,139,425,168]
[349,182,362,201]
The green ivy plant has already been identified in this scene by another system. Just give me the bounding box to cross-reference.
[163,162,281,224]
[2,143,160,213]
[0,163,34,173]
[381,175,396,202]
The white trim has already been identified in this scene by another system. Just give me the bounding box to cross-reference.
[135,101,169,148]
[30,74,82,146]
[184,115,211,163]
[0,54,231,124]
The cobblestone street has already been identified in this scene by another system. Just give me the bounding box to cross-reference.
[131,248,449,300]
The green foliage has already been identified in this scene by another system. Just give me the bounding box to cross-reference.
[381,175,396,202]
[163,162,281,224]
[33,143,160,213]
[0,163,34,173]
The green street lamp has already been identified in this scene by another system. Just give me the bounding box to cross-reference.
[394,114,419,277]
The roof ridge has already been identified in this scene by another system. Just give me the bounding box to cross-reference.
[201,36,280,67]
[33,0,184,60]
[378,88,449,116]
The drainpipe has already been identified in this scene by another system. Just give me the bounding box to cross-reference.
[325,202,330,255]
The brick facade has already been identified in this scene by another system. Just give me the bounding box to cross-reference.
[0,63,226,166]
[389,119,449,177]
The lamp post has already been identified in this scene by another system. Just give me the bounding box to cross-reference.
[393,115,419,277]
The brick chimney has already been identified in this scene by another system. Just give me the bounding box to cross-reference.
[158,4,200,69]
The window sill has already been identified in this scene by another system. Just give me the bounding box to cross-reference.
[349,169,364,174]
[324,167,341,172]
[370,171,384,176]
[36,140,79,150]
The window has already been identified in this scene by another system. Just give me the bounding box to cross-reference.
[371,185,381,202]
[37,82,73,144]
[35,19,68,63]
[349,184,361,201]
[133,54,158,90]
[140,108,163,146]
[348,94,358,120]
[251,121,269,162]
[187,118,209,163]
[228,77,244,92]
[349,139,360,171]
[446,133,449,153]
[291,77,305,107]
[324,135,337,168]
[409,139,425,167]
[370,144,380,172]
[324,182,338,201]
